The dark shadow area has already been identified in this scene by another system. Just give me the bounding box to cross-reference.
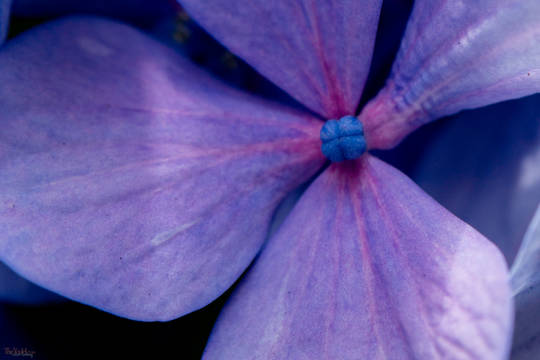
[357,0,414,112]
[0,285,233,360]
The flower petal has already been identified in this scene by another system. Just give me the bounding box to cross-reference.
[12,0,176,27]
[204,156,513,359]
[511,205,540,359]
[0,17,325,321]
[0,0,10,44]
[178,0,382,119]
[360,0,540,149]
[412,94,540,264]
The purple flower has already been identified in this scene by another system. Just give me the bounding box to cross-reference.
[0,1,539,358]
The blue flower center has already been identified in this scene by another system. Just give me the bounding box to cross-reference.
[320,115,367,162]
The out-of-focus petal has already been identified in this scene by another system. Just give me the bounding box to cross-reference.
[0,262,61,304]
[412,94,540,264]
[204,156,512,360]
[12,0,177,27]
[360,0,540,149]
[0,0,11,44]
[511,205,540,359]
[0,17,325,321]
[178,0,382,119]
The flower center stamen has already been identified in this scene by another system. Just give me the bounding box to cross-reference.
[320,115,367,162]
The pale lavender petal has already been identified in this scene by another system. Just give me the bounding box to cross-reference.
[12,0,176,27]
[204,156,512,359]
[0,0,11,44]
[412,95,540,264]
[0,17,325,321]
[511,205,540,359]
[178,0,382,119]
[360,0,540,149]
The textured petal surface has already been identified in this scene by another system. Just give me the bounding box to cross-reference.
[12,0,176,27]
[0,0,10,44]
[179,0,382,119]
[511,205,540,359]
[360,0,540,149]
[0,17,325,321]
[204,156,512,359]
[412,94,540,264]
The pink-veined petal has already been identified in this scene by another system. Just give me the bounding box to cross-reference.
[0,17,325,321]
[178,0,382,119]
[204,155,513,359]
[360,0,540,149]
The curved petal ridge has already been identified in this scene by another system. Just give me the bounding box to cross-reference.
[0,16,325,321]
[511,204,540,359]
[360,0,540,149]
[203,155,513,359]
[179,0,383,119]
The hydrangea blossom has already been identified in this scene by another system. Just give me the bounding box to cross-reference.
[0,0,539,359]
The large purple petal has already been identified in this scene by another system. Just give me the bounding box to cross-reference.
[360,0,540,149]
[0,0,11,44]
[204,156,512,359]
[412,94,540,264]
[0,17,325,321]
[511,205,540,359]
[12,0,177,27]
[178,0,382,119]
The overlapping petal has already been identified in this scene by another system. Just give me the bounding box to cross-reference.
[204,156,512,359]
[511,205,540,359]
[360,0,540,149]
[0,17,325,321]
[12,0,176,27]
[412,94,540,263]
[179,0,382,119]
[0,0,11,44]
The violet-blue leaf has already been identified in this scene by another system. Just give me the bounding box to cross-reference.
[0,16,325,321]
[178,0,382,119]
[412,94,540,264]
[203,156,513,359]
[359,0,540,149]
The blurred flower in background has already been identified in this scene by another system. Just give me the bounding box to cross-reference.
[0,0,539,359]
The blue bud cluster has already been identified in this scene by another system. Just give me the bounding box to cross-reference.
[320,115,367,162]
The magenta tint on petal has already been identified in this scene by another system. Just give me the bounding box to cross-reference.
[179,0,382,119]
[511,205,540,359]
[360,0,540,149]
[0,0,11,44]
[0,17,325,321]
[204,156,512,360]
[412,94,540,264]
[12,0,177,27]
